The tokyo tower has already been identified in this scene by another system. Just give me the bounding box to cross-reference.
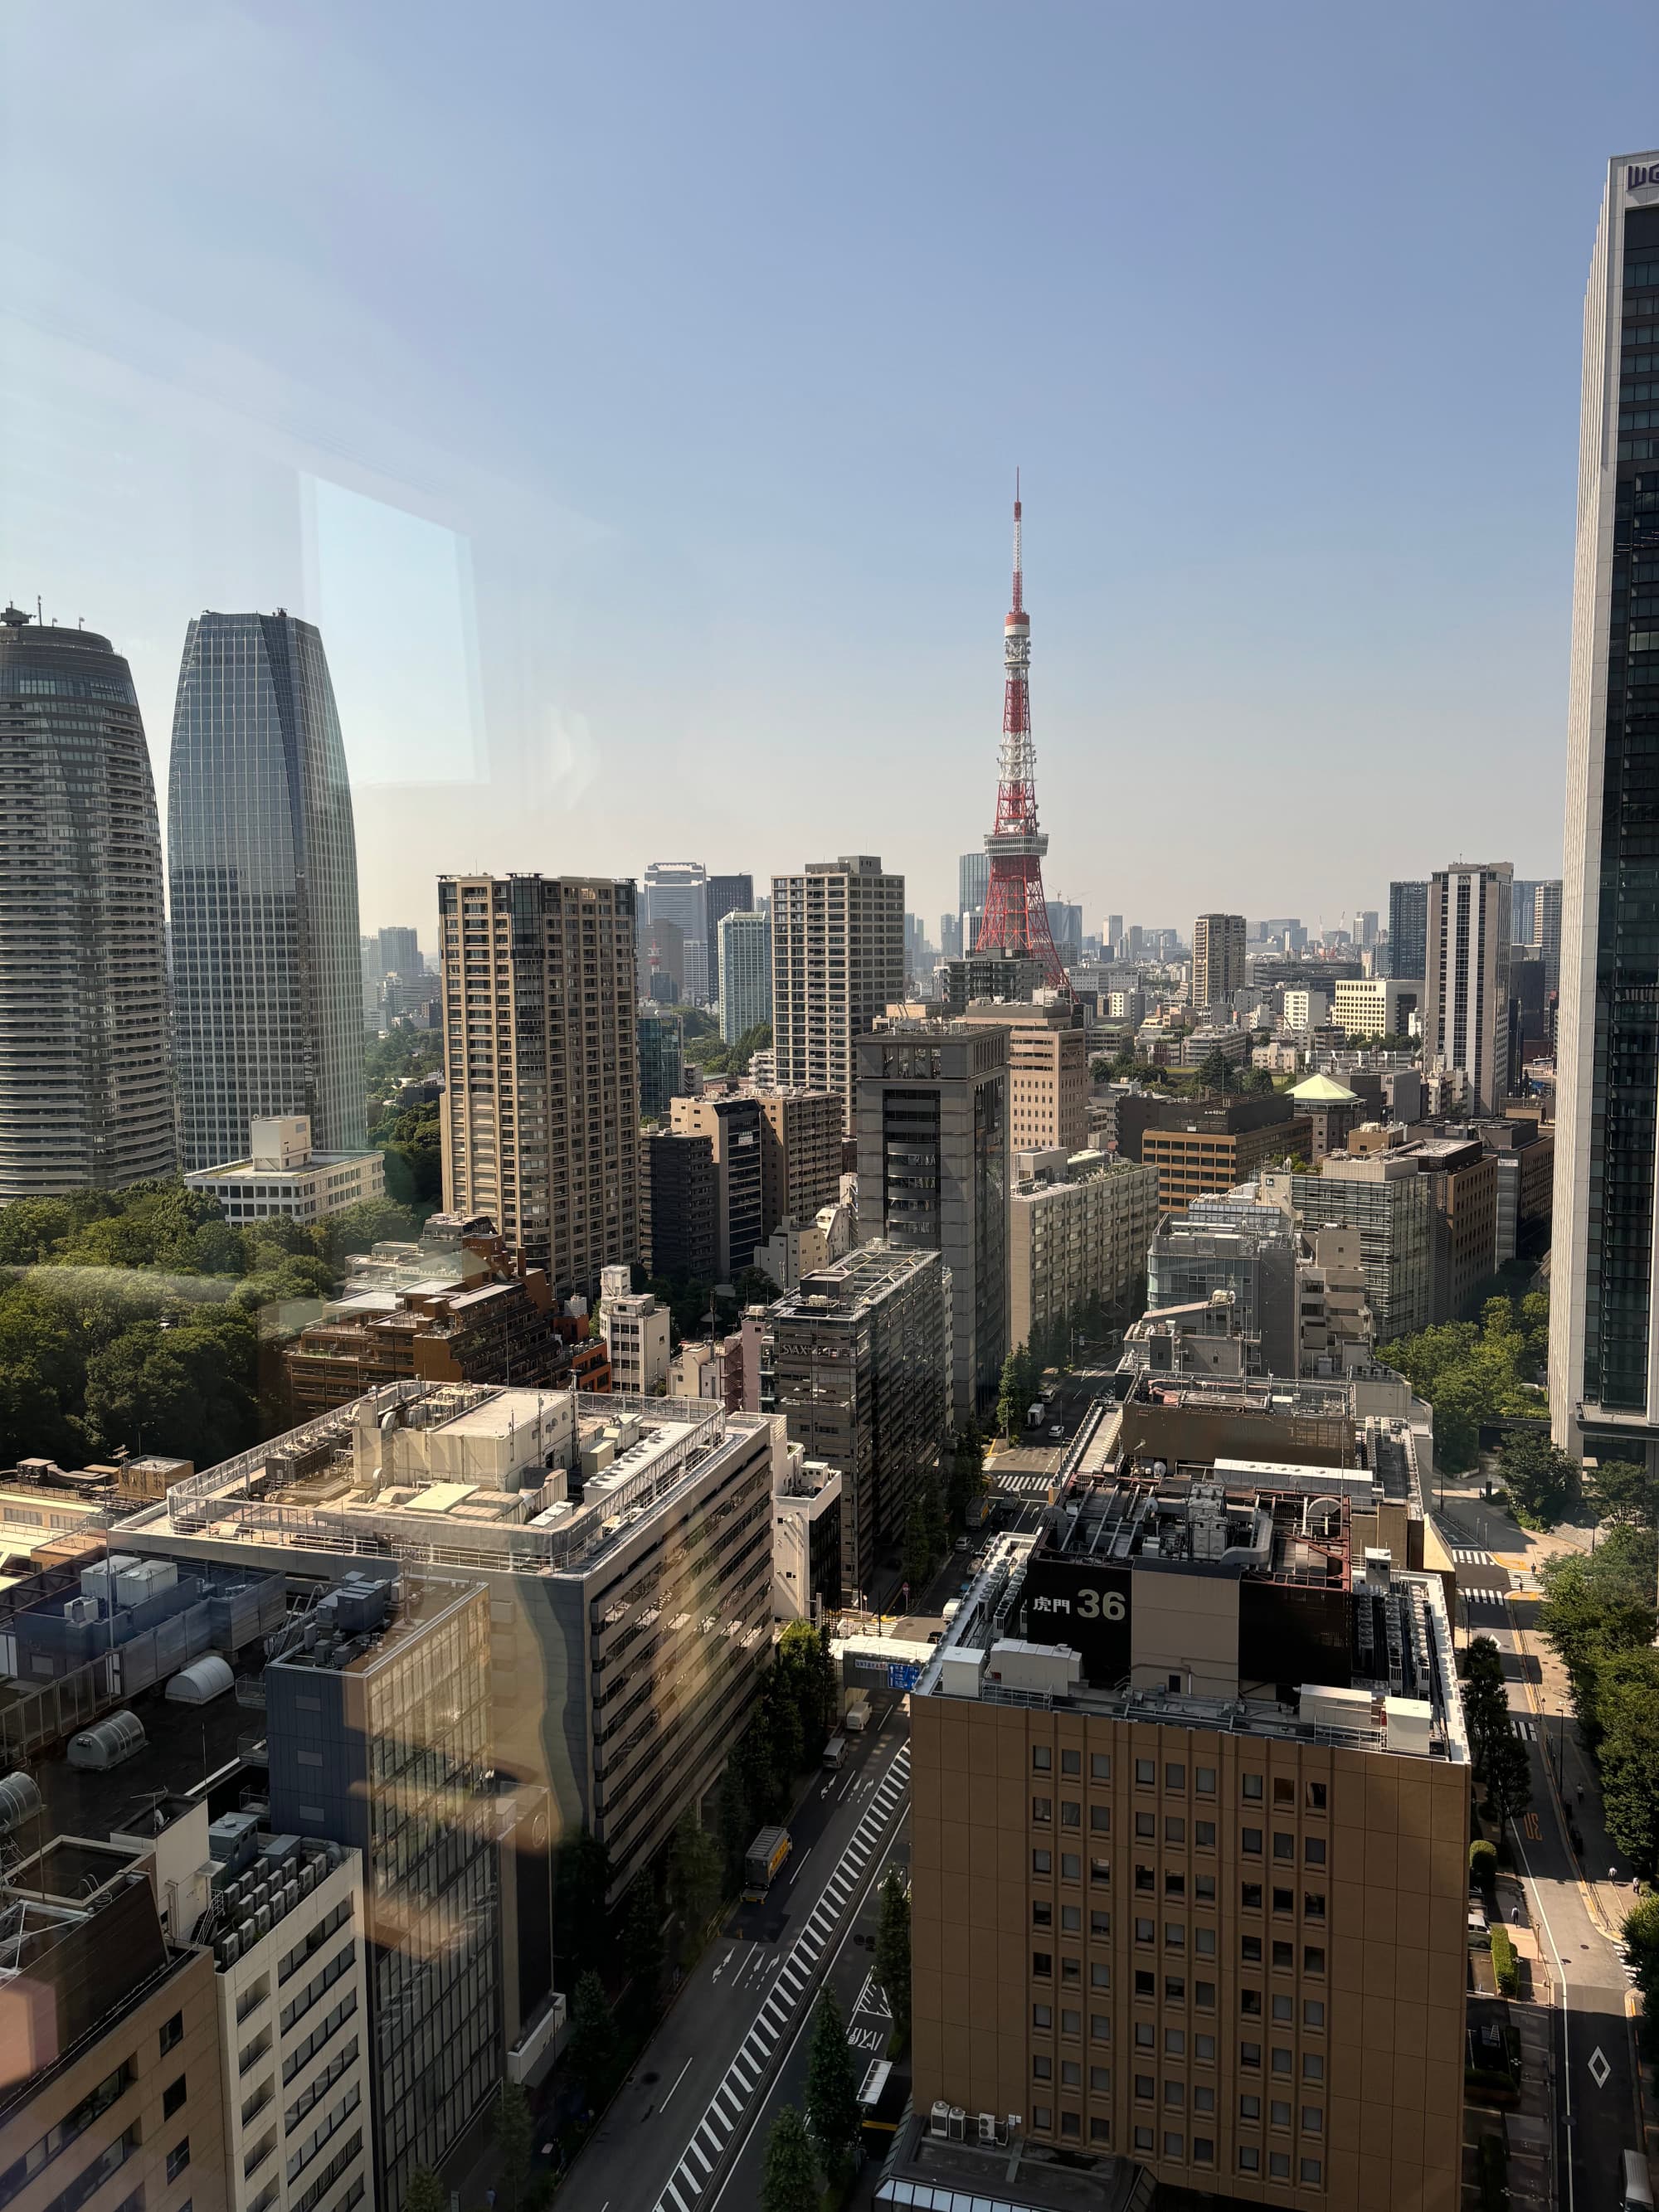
[973,484,1068,990]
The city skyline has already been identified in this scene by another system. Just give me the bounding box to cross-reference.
[5,7,1647,934]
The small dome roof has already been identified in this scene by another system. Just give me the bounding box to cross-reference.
[1289,1072,1360,1103]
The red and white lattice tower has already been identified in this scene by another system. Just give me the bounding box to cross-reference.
[973,484,1068,989]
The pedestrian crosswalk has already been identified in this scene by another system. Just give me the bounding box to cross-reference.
[1460,1586,1512,1608]
[1511,1717,1537,1741]
[652,1744,911,2212]
[1452,1546,1496,1565]
[995,1472,1057,1499]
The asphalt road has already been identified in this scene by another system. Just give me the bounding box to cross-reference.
[703,1816,909,2210]
[560,1703,911,2211]
[1462,1575,1642,2212]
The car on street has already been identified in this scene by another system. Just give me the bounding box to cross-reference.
[1048,1422,1066,1439]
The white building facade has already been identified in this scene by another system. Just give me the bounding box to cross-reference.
[718,909,771,1043]
[186,1117,385,1223]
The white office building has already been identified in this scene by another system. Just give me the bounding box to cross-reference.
[1554,152,1659,1467]
[186,1116,385,1223]
[718,909,771,1043]
[1423,863,1511,1116]
[598,1263,671,1393]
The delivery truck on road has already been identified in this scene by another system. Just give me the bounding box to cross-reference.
[742,1824,791,1900]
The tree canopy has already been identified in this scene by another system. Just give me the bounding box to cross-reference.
[1379,1290,1550,1475]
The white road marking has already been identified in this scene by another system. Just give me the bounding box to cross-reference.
[659,2053,694,2111]
[786,1845,813,1884]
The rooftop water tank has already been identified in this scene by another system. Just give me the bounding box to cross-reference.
[0,1771,42,1835]
[164,1655,234,1706]
[66,1710,147,1771]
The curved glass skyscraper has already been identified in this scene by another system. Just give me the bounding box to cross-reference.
[168,611,364,1171]
[0,605,177,1195]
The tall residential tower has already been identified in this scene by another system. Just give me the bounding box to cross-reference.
[1555,153,1659,1466]
[771,855,905,1131]
[438,873,641,1296]
[0,606,176,1194]
[168,611,364,1171]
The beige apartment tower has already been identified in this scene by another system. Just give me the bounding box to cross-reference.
[771,855,906,1130]
[439,873,640,1296]
[1193,912,1247,1012]
[959,1001,1088,1155]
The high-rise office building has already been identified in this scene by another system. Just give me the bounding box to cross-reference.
[168,611,364,1171]
[374,924,420,981]
[1105,912,1123,953]
[269,1574,500,2210]
[1555,154,1659,1463]
[670,1092,765,1280]
[1531,878,1563,992]
[957,1001,1087,1155]
[958,850,990,917]
[855,1020,1009,1423]
[756,1087,843,1234]
[0,605,176,1196]
[1510,878,1541,948]
[761,1243,950,1600]
[1423,863,1512,1115]
[771,855,906,1130]
[706,870,753,996]
[438,873,640,1296]
[1387,880,1428,986]
[637,1004,684,1121]
[939,912,962,960]
[1191,912,1246,1010]
[718,909,771,1043]
[644,860,708,1004]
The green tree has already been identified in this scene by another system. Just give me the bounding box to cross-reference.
[1537,1539,1659,1739]
[1589,1457,1659,1533]
[874,1867,912,2042]
[996,1342,1036,1441]
[1481,1723,1532,1842]
[1623,1893,1659,2030]
[567,1970,619,2112]
[491,2079,535,2211]
[732,1264,780,1310]
[1498,1432,1579,1528]
[403,2167,446,2212]
[1598,1650,1659,1876]
[902,1493,934,1596]
[761,2103,820,2212]
[1196,1046,1238,1094]
[805,1987,863,2185]
[666,1812,724,1960]
[553,1826,612,1978]
[762,1666,806,1796]
[1461,1636,1512,1781]
[947,1422,986,1526]
[777,1619,832,1750]
[620,1880,664,2033]
[717,1761,752,1890]
[922,1473,948,1566]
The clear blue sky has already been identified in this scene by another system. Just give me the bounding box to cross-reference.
[2,1,1656,942]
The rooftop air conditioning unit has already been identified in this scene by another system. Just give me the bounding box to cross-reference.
[930,2101,951,2140]
[948,2107,966,2141]
[978,2113,997,2143]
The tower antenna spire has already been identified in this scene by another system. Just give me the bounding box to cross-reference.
[973,484,1068,992]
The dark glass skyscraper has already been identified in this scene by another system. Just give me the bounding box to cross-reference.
[1555,156,1659,1466]
[1387,878,1428,984]
[0,605,176,1195]
[168,611,364,1171]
